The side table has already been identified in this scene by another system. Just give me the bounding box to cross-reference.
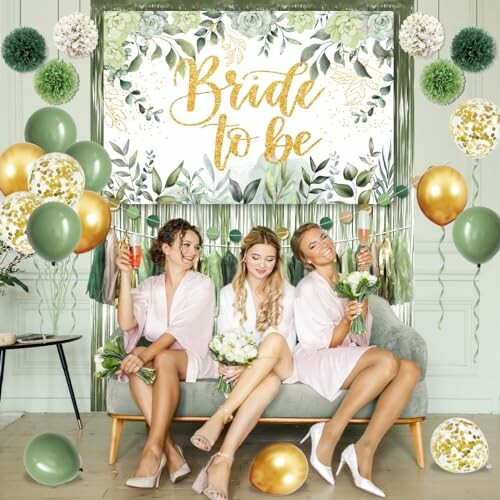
[0,335,83,429]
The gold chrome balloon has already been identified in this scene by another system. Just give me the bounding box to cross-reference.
[416,165,467,226]
[73,191,111,254]
[431,418,489,473]
[0,191,43,254]
[249,443,308,496]
[28,152,85,206]
[0,143,45,196]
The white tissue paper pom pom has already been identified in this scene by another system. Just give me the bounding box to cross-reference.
[53,12,98,58]
[399,12,444,57]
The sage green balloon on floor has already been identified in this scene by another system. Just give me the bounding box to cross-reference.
[24,432,82,486]
[66,141,112,192]
[24,107,77,153]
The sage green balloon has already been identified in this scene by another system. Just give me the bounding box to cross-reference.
[26,202,82,261]
[66,141,112,192]
[25,107,77,153]
[24,433,82,486]
[452,207,500,264]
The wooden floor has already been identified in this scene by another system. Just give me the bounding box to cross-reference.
[0,413,498,499]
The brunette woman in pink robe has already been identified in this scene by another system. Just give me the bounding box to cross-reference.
[291,223,420,498]
[116,218,216,489]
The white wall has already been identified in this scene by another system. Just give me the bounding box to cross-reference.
[1,0,499,413]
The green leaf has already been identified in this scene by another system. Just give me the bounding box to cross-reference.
[353,59,371,78]
[216,21,225,38]
[152,167,162,195]
[334,49,343,65]
[358,190,372,204]
[356,170,374,187]
[157,195,177,204]
[332,183,354,198]
[300,44,321,62]
[163,24,183,35]
[286,37,301,45]
[380,85,391,95]
[166,162,184,187]
[142,191,153,201]
[229,178,243,202]
[203,154,214,182]
[376,98,386,108]
[128,151,137,168]
[319,53,331,74]
[316,158,329,172]
[197,37,206,53]
[243,179,261,203]
[119,79,132,90]
[128,55,142,72]
[343,163,358,181]
[123,139,129,155]
[302,168,311,185]
[109,141,123,155]
[112,159,128,168]
[312,29,330,41]
[373,40,389,58]
[383,73,394,81]
[204,11,222,18]
[195,28,208,36]
[151,45,162,60]
[175,39,196,59]
[309,61,319,80]
[312,175,329,185]
[165,48,177,70]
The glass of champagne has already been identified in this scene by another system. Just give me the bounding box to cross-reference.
[357,210,370,271]
[128,233,142,288]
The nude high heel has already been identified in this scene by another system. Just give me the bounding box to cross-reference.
[125,453,167,488]
[169,445,191,483]
[191,406,233,452]
[192,452,233,500]
[299,422,334,485]
[336,444,385,498]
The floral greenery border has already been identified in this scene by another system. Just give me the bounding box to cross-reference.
[90,0,413,410]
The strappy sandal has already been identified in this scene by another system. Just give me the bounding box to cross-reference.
[192,452,234,500]
[190,406,233,452]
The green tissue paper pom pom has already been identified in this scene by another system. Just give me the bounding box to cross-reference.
[34,60,79,105]
[2,27,46,72]
[420,60,465,105]
[451,27,496,72]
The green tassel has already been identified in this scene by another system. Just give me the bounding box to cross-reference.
[86,242,105,303]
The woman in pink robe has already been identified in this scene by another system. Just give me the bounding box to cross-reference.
[116,218,216,488]
[291,223,420,498]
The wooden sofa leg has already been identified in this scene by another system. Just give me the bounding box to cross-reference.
[409,420,425,469]
[109,417,124,465]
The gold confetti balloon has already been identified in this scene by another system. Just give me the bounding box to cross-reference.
[450,98,500,159]
[431,418,489,474]
[28,152,85,206]
[249,443,308,495]
[0,191,43,254]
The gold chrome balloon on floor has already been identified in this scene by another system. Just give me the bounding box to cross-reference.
[249,443,308,495]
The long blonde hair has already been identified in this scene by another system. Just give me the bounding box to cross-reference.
[232,226,284,333]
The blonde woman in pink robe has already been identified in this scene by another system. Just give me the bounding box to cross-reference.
[291,223,420,498]
[116,218,216,489]
[190,226,296,500]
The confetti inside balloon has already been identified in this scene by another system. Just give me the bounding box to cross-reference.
[450,98,500,159]
[29,152,85,206]
[0,191,43,254]
[431,418,489,473]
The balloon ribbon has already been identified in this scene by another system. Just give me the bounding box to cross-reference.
[437,226,445,330]
[471,158,479,207]
[472,265,480,363]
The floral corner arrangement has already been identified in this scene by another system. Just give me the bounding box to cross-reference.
[335,271,380,334]
[0,241,30,296]
[209,329,258,396]
[94,335,156,384]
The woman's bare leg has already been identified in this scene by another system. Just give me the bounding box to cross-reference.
[354,359,420,478]
[132,349,188,477]
[192,333,292,449]
[204,373,282,498]
[315,348,399,469]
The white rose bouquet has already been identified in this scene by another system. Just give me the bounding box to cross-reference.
[94,335,156,384]
[335,271,380,334]
[209,329,259,396]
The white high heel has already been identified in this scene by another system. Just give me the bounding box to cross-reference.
[169,445,191,483]
[126,453,167,488]
[336,444,385,498]
[300,422,334,485]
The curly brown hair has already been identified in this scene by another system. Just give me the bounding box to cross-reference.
[150,218,202,268]
[232,226,284,333]
[290,222,321,271]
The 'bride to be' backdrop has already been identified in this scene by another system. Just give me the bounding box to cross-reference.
[101,9,395,204]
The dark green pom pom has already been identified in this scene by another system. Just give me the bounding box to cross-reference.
[2,27,46,72]
[451,27,496,72]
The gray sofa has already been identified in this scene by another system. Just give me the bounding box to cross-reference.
[106,295,427,467]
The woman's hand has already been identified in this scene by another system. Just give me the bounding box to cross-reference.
[219,364,245,384]
[119,352,145,375]
[116,245,133,275]
[356,246,372,271]
[343,300,363,323]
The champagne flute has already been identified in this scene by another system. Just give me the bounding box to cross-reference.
[128,233,142,288]
[357,210,370,271]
